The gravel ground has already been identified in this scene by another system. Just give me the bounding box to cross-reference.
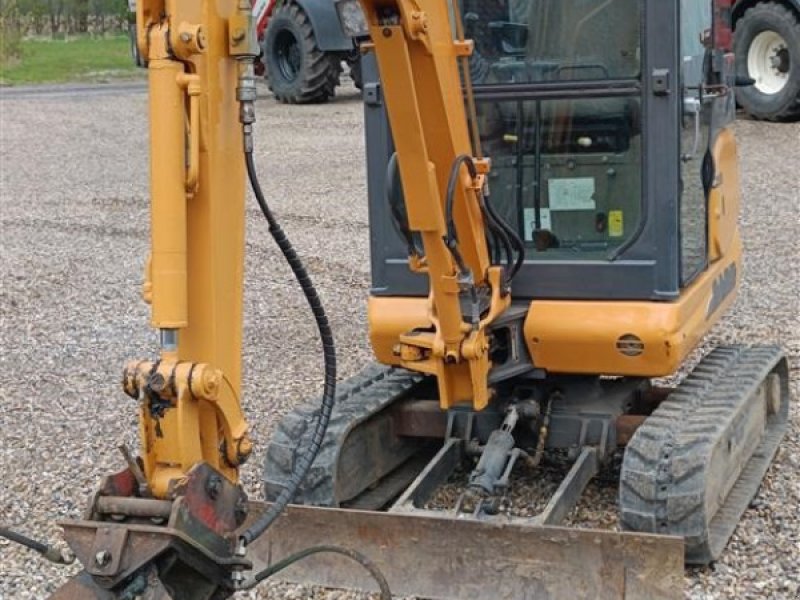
[0,81,798,600]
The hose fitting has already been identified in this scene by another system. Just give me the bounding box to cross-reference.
[237,61,258,153]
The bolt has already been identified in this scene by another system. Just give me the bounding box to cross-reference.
[234,496,249,526]
[203,369,221,397]
[94,550,112,567]
[206,474,222,500]
[231,567,245,587]
[180,31,192,43]
[237,436,253,463]
[194,367,222,399]
[148,372,167,394]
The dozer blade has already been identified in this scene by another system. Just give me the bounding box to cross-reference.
[246,503,684,600]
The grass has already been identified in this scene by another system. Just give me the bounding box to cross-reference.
[0,35,140,85]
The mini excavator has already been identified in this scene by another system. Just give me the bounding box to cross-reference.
[2,1,790,599]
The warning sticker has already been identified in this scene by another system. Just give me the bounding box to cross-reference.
[523,208,552,241]
[548,178,596,211]
[608,210,624,238]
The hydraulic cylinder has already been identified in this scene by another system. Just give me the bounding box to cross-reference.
[148,57,188,330]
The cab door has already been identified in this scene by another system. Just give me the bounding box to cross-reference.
[679,0,715,284]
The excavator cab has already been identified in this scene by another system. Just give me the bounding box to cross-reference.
[368,0,727,302]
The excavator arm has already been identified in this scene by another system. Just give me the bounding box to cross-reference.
[131,0,257,498]
[358,0,515,410]
[51,1,264,597]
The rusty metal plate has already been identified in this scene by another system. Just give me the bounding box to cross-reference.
[49,570,174,600]
[49,571,117,600]
[246,503,684,600]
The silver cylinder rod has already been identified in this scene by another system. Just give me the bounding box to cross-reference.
[160,329,178,352]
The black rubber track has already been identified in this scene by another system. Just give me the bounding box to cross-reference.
[264,1,341,104]
[620,346,790,564]
[264,364,424,506]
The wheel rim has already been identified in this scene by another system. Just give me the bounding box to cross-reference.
[275,29,302,83]
[747,30,791,95]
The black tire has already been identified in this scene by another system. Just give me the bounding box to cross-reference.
[734,2,800,121]
[263,1,341,104]
[347,53,363,90]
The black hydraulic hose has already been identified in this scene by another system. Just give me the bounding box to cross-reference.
[239,152,337,546]
[484,211,514,277]
[478,191,515,273]
[386,152,422,258]
[483,192,526,281]
[445,154,526,283]
[248,545,392,599]
[444,154,478,254]
[0,527,73,564]
[482,206,514,278]
[0,527,48,554]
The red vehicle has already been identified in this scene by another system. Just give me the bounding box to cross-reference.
[255,0,363,103]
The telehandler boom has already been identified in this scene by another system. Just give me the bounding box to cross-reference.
[1,1,790,599]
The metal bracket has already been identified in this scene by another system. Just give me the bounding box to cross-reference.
[85,527,128,577]
[652,68,671,95]
[363,82,382,106]
[536,446,599,526]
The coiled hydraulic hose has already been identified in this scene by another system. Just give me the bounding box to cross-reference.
[234,65,391,599]
[238,146,392,599]
[238,151,337,546]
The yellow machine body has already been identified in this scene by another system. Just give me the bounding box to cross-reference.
[363,0,743,394]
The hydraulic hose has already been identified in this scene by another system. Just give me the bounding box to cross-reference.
[483,191,526,281]
[247,545,392,599]
[386,152,423,258]
[444,154,478,254]
[238,150,337,547]
[445,155,525,283]
[0,527,47,554]
[0,527,74,564]
[230,61,391,598]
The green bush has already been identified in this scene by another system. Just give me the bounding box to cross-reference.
[1,0,23,66]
